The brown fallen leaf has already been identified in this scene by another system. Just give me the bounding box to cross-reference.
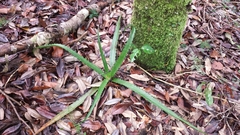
[26,107,44,120]
[130,66,144,74]
[122,109,136,118]
[129,74,149,81]
[20,69,36,80]
[177,97,186,111]
[2,123,22,135]
[82,120,102,131]
[0,8,10,14]
[88,27,96,35]
[205,120,219,133]
[56,120,71,131]
[119,89,132,97]
[104,119,117,134]
[0,33,9,43]
[31,81,59,91]
[83,96,92,113]
[211,61,224,70]
[165,91,170,103]
[106,102,133,115]
[36,106,56,119]
[0,108,4,120]
[104,98,122,106]
[209,50,220,60]
[174,63,182,74]
[52,46,64,58]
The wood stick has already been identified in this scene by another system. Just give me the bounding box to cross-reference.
[0,2,110,57]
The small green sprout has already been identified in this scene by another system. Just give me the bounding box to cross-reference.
[130,44,155,62]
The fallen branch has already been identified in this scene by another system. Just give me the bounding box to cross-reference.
[0,2,109,57]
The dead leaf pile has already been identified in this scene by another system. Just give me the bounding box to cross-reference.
[0,0,239,135]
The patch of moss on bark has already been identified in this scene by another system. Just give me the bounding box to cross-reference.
[132,0,191,72]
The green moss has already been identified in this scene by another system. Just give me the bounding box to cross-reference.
[132,0,191,72]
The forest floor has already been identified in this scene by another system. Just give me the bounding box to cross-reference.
[0,0,239,135]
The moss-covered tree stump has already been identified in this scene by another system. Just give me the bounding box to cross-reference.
[132,0,191,72]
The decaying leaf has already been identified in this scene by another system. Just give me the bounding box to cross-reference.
[52,46,64,58]
[104,98,122,106]
[56,128,70,135]
[119,89,132,97]
[2,123,22,135]
[225,32,235,45]
[56,120,71,131]
[82,120,102,131]
[0,0,239,134]
[20,69,36,80]
[106,102,133,115]
[0,107,4,120]
[73,77,87,94]
[209,50,220,60]
[129,74,149,81]
[205,58,211,75]
[122,109,136,118]
[83,96,92,113]
[211,61,224,70]
[104,119,117,134]
[26,107,43,119]
[36,106,56,119]
[0,33,9,43]
[118,121,127,135]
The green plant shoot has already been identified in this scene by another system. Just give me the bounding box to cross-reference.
[109,16,121,67]
[36,27,205,134]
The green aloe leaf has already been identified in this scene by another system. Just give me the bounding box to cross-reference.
[35,88,98,134]
[110,27,135,78]
[112,78,205,134]
[36,27,204,134]
[37,44,105,77]
[84,78,110,121]
[97,30,109,72]
[109,16,121,67]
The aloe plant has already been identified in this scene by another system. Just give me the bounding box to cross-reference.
[35,17,204,134]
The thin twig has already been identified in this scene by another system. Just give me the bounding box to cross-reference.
[67,31,88,46]
[3,66,22,106]
[4,65,20,89]
[154,71,201,79]
[0,89,35,134]
[1,65,35,134]
[136,65,227,101]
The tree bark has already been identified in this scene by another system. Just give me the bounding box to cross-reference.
[132,0,191,72]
